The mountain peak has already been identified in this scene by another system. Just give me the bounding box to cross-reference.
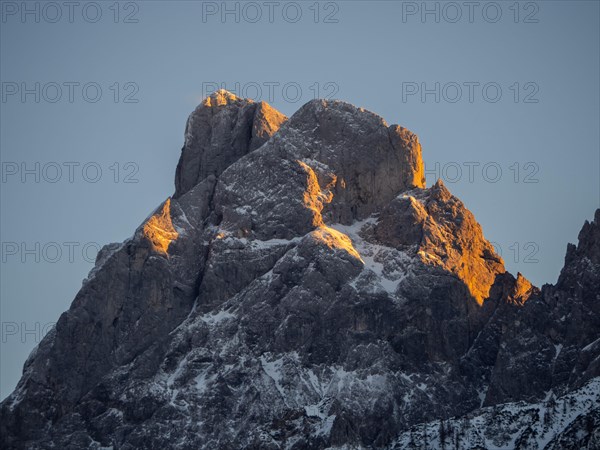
[174,91,287,197]
[2,93,598,450]
[202,88,241,107]
[557,208,600,290]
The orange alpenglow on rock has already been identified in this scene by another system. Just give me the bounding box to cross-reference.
[415,181,506,305]
[201,88,239,107]
[297,160,337,228]
[509,273,535,305]
[312,226,364,262]
[296,160,363,262]
[377,179,507,305]
[142,198,179,255]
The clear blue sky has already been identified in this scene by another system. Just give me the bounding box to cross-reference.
[1,1,599,399]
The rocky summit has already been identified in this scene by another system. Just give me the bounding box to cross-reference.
[1,90,599,450]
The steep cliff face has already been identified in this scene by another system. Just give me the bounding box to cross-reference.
[175,90,287,197]
[1,90,598,450]
[483,210,600,407]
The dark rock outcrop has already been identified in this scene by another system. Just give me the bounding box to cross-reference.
[175,90,287,197]
[484,209,600,406]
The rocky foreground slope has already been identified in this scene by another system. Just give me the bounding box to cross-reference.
[1,90,599,449]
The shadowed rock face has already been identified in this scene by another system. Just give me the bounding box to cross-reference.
[484,209,600,406]
[212,98,427,241]
[174,90,287,198]
[1,91,598,450]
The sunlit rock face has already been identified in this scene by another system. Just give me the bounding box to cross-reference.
[375,180,504,305]
[142,198,179,254]
[2,91,599,450]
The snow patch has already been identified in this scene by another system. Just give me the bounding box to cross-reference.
[200,309,236,325]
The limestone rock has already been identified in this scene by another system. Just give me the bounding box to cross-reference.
[174,90,287,197]
[1,91,598,450]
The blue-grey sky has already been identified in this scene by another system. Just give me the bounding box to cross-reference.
[1,0,599,399]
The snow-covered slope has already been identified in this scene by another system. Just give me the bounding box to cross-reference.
[392,377,600,450]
